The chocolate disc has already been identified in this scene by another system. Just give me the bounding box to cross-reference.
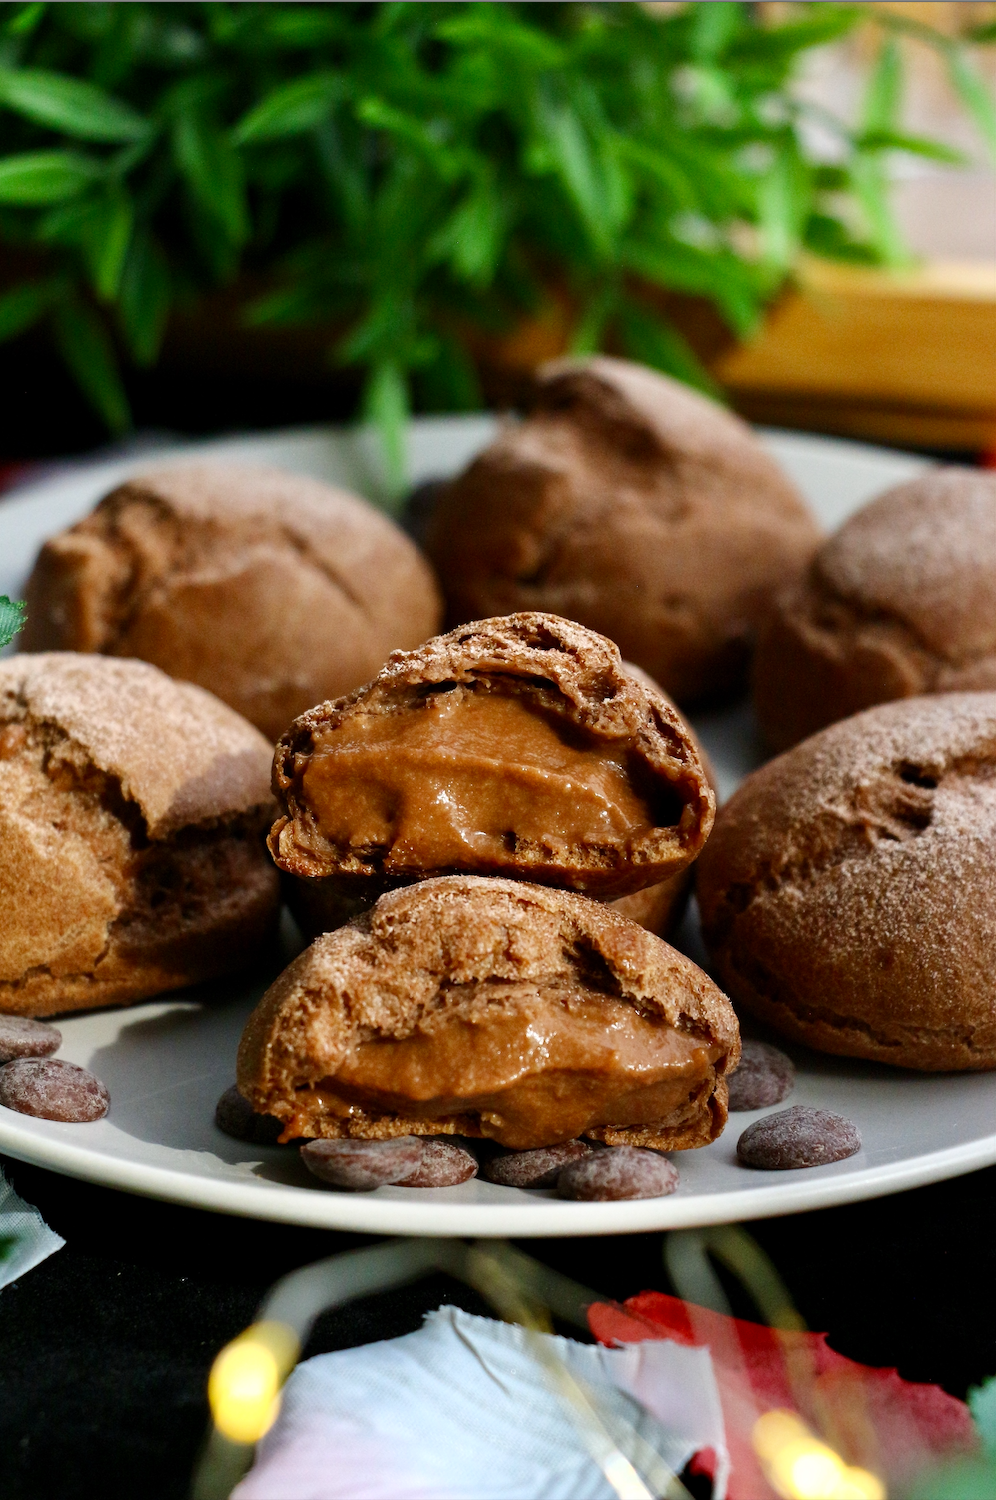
[483,1140,592,1189]
[214,1085,284,1146]
[737,1106,861,1170]
[0,1058,109,1122]
[727,1040,796,1111]
[300,1136,424,1191]
[0,1015,61,1063]
[557,1147,679,1202]
[400,1139,478,1187]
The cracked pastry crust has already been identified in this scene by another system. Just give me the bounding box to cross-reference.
[754,468,996,751]
[268,611,715,910]
[697,692,996,1071]
[425,355,821,705]
[22,461,442,741]
[0,653,280,1017]
[237,875,740,1150]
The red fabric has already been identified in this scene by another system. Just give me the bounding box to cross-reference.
[589,1294,978,1499]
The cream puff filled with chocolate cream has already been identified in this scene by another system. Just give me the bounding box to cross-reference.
[267,612,715,936]
[238,877,740,1150]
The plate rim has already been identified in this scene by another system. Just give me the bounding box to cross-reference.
[1,1112,993,1238]
[1,419,986,1238]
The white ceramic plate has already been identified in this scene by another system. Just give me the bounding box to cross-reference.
[5,419,992,1239]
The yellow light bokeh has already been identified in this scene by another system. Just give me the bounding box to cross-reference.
[752,1409,886,1500]
[207,1320,300,1446]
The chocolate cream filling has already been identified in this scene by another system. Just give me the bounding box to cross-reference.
[283,983,722,1148]
[294,688,674,876]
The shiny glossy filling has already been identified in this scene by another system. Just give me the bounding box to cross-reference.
[299,689,663,874]
[289,983,719,1148]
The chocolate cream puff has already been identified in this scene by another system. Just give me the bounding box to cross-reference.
[425,356,821,704]
[22,462,442,741]
[697,692,996,1071]
[754,468,996,751]
[266,612,715,937]
[238,876,740,1150]
[0,653,279,1015]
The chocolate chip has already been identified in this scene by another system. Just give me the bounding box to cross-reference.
[483,1140,592,1189]
[400,1139,478,1187]
[557,1146,679,1202]
[737,1106,861,1170]
[0,1015,61,1063]
[214,1085,284,1146]
[0,1058,109,1122]
[300,1136,424,1191]
[727,1040,796,1111]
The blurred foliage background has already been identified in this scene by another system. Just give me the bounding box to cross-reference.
[0,0,993,472]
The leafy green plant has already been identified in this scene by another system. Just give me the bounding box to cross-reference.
[0,595,26,647]
[0,1,992,482]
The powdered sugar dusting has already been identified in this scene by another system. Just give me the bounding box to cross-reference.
[699,692,996,1069]
[0,653,273,836]
[818,469,996,659]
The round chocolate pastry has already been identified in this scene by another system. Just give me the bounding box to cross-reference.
[0,1015,61,1062]
[401,1139,479,1187]
[737,1107,861,1170]
[0,1058,109,1122]
[0,654,280,1016]
[727,1040,795,1112]
[557,1146,679,1201]
[238,876,740,1151]
[22,462,442,741]
[270,612,715,937]
[754,469,996,751]
[482,1140,592,1188]
[214,1085,284,1146]
[425,356,820,705]
[300,1136,423,1191]
[697,692,996,1071]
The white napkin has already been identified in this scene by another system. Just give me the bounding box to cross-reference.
[0,1167,64,1290]
[235,1305,727,1500]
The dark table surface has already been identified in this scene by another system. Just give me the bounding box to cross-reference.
[1,1154,993,1500]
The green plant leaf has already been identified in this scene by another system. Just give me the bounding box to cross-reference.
[172,100,248,250]
[690,1,740,63]
[758,144,811,272]
[415,335,482,413]
[0,68,149,142]
[0,277,60,341]
[946,47,996,161]
[0,150,99,204]
[0,597,27,649]
[363,358,409,500]
[570,282,619,356]
[231,72,343,145]
[535,100,616,258]
[50,298,130,433]
[618,295,720,398]
[849,151,909,266]
[117,230,170,364]
[96,190,133,301]
[430,171,508,286]
[856,129,965,164]
[436,9,564,71]
[0,0,986,442]
[4,3,46,39]
[730,5,862,64]
[862,39,904,135]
